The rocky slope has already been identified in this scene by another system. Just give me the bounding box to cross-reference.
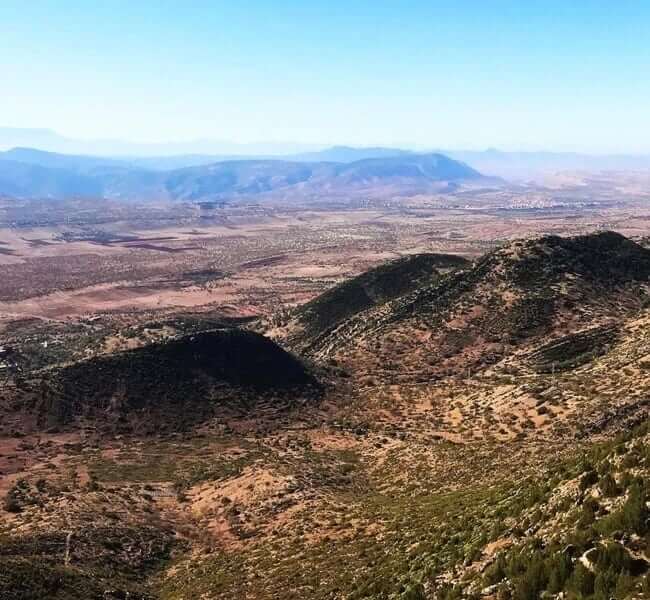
[449,422,650,599]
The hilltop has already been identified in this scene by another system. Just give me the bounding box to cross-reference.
[4,329,320,435]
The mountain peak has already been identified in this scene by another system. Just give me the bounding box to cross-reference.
[486,230,650,285]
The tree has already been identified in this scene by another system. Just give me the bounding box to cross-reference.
[570,563,595,596]
[621,482,647,535]
[2,491,21,513]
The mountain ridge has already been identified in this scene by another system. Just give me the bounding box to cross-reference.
[279,231,650,385]
[3,128,650,178]
[0,149,485,201]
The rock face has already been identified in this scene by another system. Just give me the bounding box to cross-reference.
[16,329,320,432]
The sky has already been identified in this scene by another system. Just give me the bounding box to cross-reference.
[2,1,650,153]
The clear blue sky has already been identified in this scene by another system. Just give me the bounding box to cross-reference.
[2,1,649,152]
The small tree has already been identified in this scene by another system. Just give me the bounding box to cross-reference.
[2,490,21,513]
[570,563,595,596]
[621,481,647,534]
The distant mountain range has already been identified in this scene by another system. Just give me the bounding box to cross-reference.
[0,147,484,202]
[0,144,414,171]
[2,127,650,180]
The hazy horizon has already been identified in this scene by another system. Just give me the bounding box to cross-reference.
[3,1,650,154]
[3,126,650,159]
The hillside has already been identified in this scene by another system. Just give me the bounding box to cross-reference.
[287,232,650,381]
[5,329,320,434]
[0,160,102,199]
[275,252,470,351]
[1,231,649,600]
[446,422,650,598]
[329,153,481,185]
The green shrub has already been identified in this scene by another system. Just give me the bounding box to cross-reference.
[597,481,648,535]
[546,553,572,593]
[614,572,636,598]
[593,542,631,572]
[570,563,595,596]
[593,568,618,600]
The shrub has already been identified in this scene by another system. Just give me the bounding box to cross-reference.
[614,572,636,597]
[546,552,572,593]
[2,492,21,513]
[484,556,506,586]
[597,481,648,535]
[570,563,595,596]
[599,473,620,497]
[578,497,599,528]
[593,542,631,572]
[401,581,426,600]
[593,568,618,600]
[579,469,599,491]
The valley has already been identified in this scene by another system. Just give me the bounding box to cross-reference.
[0,176,649,600]
[4,2,650,597]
